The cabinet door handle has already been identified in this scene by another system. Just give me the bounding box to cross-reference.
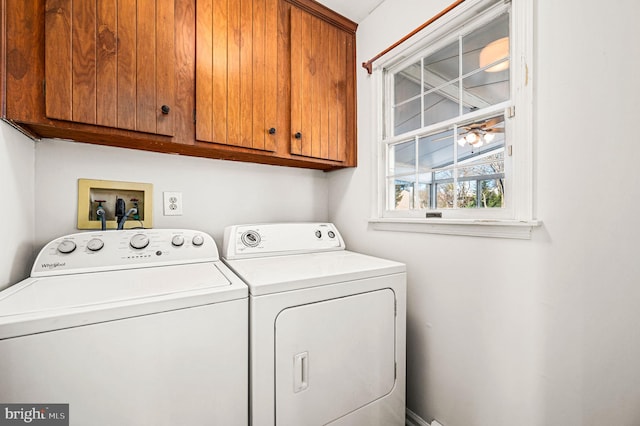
[294,132,302,139]
[161,105,171,114]
[268,127,276,135]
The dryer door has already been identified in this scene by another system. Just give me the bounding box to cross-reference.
[275,288,396,425]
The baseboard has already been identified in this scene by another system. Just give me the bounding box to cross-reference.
[405,408,432,426]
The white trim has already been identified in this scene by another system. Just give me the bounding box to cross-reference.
[510,0,535,221]
[370,218,541,240]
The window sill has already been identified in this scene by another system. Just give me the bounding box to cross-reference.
[369,218,541,239]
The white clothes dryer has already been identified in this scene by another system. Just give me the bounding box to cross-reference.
[222,223,406,426]
[0,229,248,426]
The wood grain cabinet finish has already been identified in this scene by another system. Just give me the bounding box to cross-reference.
[196,0,278,151]
[289,6,353,163]
[44,0,176,136]
[1,0,357,170]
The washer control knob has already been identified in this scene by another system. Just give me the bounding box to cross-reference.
[315,230,322,238]
[87,238,104,252]
[171,235,185,247]
[130,234,150,250]
[192,234,205,246]
[57,240,76,254]
[328,231,335,238]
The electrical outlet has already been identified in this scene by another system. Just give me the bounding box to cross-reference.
[163,192,183,216]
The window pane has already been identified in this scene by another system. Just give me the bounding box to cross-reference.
[418,129,454,171]
[394,62,421,105]
[390,178,415,210]
[394,98,421,135]
[479,179,504,207]
[389,140,415,175]
[436,182,455,209]
[462,73,509,107]
[457,115,505,161]
[461,13,510,108]
[456,180,478,208]
[462,13,509,75]
[424,40,459,84]
[423,83,459,127]
[457,157,505,209]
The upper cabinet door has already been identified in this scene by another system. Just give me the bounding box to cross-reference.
[44,0,176,136]
[289,6,354,163]
[196,0,278,151]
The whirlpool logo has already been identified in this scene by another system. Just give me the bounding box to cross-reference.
[40,262,66,270]
[0,405,68,425]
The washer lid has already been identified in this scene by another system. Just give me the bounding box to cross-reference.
[224,250,406,296]
[0,262,246,339]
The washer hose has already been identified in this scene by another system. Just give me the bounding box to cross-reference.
[96,206,107,231]
[117,208,138,230]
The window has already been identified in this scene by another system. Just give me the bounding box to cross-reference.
[371,0,535,237]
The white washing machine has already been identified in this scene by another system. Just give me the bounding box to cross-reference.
[0,229,248,426]
[222,223,406,426]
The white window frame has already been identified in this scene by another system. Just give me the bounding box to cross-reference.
[369,0,538,239]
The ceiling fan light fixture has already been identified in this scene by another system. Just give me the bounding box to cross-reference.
[479,37,509,72]
[465,132,478,144]
[483,132,495,143]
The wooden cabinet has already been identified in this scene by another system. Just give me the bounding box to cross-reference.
[196,0,278,152]
[289,5,354,163]
[44,0,175,136]
[1,0,357,170]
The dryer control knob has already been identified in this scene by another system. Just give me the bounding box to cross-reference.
[241,231,261,247]
[192,234,205,246]
[57,240,76,254]
[130,234,150,250]
[171,235,185,247]
[87,238,104,252]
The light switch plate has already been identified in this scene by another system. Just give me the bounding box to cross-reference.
[163,192,183,216]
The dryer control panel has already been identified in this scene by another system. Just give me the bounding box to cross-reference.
[32,229,218,277]
[222,223,345,260]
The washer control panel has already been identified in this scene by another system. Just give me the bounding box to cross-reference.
[32,229,218,277]
[222,223,345,259]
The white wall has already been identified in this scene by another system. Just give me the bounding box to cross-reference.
[34,139,329,249]
[328,0,640,425]
[0,122,36,290]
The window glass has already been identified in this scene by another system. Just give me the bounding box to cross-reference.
[462,13,510,107]
[389,140,415,175]
[462,13,509,75]
[423,85,459,128]
[418,129,454,171]
[390,178,415,210]
[394,62,421,104]
[457,114,505,161]
[393,99,421,135]
[423,40,459,82]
